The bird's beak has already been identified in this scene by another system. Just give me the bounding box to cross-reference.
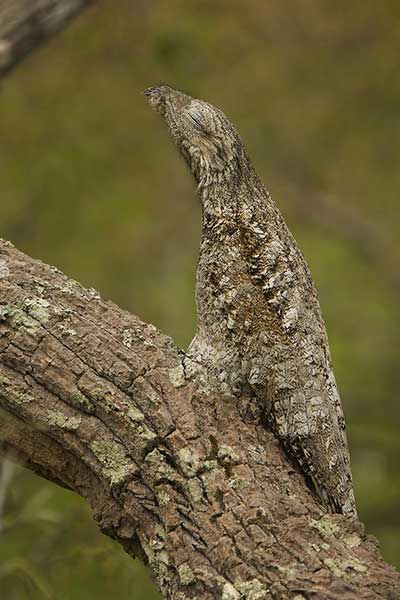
[143,85,171,114]
[143,86,161,98]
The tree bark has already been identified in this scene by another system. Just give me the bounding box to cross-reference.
[0,0,93,76]
[1,1,398,598]
[0,238,398,599]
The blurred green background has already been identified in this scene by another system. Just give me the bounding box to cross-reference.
[0,1,399,597]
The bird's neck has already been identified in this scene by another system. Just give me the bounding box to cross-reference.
[198,166,266,235]
[199,180,238,230]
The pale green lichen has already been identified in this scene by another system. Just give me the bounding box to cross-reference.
[145,448,164,465]
[178,447,200,477]
[141,529,171,584]
[343,557,368,574]
[141,536,157,567]
[222,582,240,600]
[154,524,167,540]
[23,298,50,325]
[88,390,105,403]
[59,281,78,294]
[47,409,81,430]
[149,536,165,552]
[88,287,101,299]
[343,533,361,548]
[309,543,320,553]
[320,542,330,551]
[127,406,145,422]
[309,515,340,537]
[122,329,133,349]
[187,478,204,505]
[235,578,269,600]
[228,474,249,492]
[168,364,186,388]
[69,391,95,415]
[196,377,213,396]
[58,323,77,337]
[203,459,219,471]
[52,304,74,316]
[323,557,367,578]
[158,491,171,506]
[178,563,195,585]
[91,439,134,485]
[0,298,50,333]
[0,304,39,334]
[136,424,157,445]
[0,379,32,406]
[156,550,169,566]
[217,445,240,465]
[152,560,169,580]
[201,467,226,497]
[323,558,343,578]
[144,448,177,482]
[308,541,329,553]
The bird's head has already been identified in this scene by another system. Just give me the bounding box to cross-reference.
[144,85,250,188]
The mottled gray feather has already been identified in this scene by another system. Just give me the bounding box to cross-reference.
[145,85,357,517]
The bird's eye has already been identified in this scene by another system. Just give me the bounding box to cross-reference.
[186,106,207,133]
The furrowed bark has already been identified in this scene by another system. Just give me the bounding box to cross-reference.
[0,0,94,76]
[0,238,398,599]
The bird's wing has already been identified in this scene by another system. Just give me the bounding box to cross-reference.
[239,202,357,515]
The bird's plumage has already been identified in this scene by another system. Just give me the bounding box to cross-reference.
[145,85,357,517]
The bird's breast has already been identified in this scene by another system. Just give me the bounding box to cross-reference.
[195,234,282,356]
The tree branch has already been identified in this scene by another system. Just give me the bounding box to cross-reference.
[0,0,94,76]
[0,238,398,599]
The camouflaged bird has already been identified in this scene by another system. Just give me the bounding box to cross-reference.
[145,85,357,517]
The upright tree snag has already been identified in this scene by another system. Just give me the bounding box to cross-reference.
[0,240,398,599]
[0,0,94,76]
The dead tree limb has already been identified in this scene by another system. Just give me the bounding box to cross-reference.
[0,239,398,599]
[0,0,94,76]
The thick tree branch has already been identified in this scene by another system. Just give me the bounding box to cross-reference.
[0,238,398,599]
[0,0,94,76]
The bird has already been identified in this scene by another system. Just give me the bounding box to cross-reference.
[144,84,357,517]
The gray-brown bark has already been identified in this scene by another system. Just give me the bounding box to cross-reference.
[0,238,398,599]
[0,0,93,76]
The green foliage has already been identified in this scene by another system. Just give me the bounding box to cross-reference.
[0,1,399,596]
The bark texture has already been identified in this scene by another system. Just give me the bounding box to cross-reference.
[0,0,93,76]
[0,239,398,599]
